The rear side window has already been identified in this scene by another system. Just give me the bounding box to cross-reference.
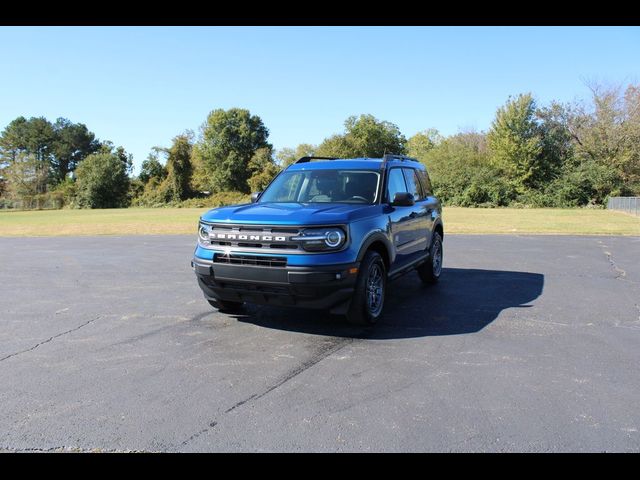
[402,168,423,201]
[417,169,433,196]
[386,168,407,203]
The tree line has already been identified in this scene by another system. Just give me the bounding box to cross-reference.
[1,82,638,210]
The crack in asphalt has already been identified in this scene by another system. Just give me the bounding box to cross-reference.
[226,337,355,414]
[97,311,215,352]
[0,445,156,453]
[597,240,627,280]
[596,241,640,328]
[178,426,212,447]
[0,315,101,363]
[633,303,640,326]
[178,335,360,448]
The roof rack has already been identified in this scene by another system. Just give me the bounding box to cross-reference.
[295,156,338,163]
[381,154,419,163]
[294,154,419,164]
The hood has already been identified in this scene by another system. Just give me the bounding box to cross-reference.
[200,202,380,226]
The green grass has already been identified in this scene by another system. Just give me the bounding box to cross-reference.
[0,206,639,237]
[0,208,207,236]
[443,207,640,235]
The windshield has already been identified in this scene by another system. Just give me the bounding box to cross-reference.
[259,169,380,204]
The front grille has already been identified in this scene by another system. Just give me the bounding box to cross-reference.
[204,224,303,251]
[213,253,287,268]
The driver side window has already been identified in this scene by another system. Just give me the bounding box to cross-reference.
[386,168,407,203]
[402,168,423,201]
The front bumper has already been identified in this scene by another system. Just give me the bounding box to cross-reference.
[191,257,360,314]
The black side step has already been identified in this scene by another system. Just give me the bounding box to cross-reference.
[388,253,429,281]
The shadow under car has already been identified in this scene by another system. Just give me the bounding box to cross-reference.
[223,267,544,340]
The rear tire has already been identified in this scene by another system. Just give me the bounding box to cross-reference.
[417,232,443,284]
[345,250,387,325]
[207,298,244,313]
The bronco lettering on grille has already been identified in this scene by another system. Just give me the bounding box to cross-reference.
[212,233,288,242]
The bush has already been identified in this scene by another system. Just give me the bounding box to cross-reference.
[0,192,66,210]
[130,177,172,207]
[49,178,78,208]
[513,190,557,208]
[457,168,514,207]
[75,152,130,208]
[131,189,249,209]
[176,191,250,208]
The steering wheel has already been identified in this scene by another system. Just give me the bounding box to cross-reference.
[348,196,368,202]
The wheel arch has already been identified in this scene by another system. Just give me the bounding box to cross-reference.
[356,231,393,271]
[433,220,444,241]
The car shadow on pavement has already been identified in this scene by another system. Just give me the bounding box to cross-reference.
[230,267,544,340]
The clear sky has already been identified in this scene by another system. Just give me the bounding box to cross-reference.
[0,26,638,173]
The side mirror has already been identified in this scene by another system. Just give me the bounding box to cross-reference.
[250,191,262,203]
[391,192,415,207]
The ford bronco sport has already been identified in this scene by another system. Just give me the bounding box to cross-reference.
[191,154,443,325]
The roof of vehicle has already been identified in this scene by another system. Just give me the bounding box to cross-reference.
[286,157,426,171]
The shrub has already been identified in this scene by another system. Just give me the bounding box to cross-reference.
[75,152,130,208]
[176,191,250,208]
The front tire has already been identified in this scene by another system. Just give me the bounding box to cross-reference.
[207,298,244,313]
[417,232,443,284]
[345,250,387,325]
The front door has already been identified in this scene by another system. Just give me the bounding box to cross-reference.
[386,167,421,269]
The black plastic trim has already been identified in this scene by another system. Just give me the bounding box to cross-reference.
[356,231,394,267]
[192,257,360,310]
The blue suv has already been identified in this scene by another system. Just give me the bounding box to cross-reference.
[191,155,443,325]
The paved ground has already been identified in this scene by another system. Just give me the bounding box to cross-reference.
[0,234,639,452]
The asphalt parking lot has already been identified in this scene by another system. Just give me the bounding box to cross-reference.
[0,234,639,452]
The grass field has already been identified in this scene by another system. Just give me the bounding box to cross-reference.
[0,206,639,237]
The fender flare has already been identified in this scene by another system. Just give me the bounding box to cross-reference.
[432,218,444,240]
[355,230,394,267]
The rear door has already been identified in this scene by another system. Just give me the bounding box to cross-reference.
[416,167,438,248]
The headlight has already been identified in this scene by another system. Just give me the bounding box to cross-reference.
[325,230,344,248]
[292,227,347,251]
[198,222,210,243]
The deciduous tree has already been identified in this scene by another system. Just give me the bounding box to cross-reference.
[407,129,443,160]
[276,143,316,167]
[316,114,406,158]
[164,133,194,201]
[139,152,167,184]
[248,147,280,192]
[75,152,130,208]
[194,108,271,193]
[488,94,544,193]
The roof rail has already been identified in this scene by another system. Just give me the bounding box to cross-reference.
[294,154,419,164]
[382,154,419,163]
[295,156,338,163]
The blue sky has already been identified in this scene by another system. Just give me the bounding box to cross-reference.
[0,26,638,173]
